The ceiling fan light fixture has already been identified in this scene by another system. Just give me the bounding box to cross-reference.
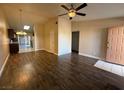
[68,10,76,17]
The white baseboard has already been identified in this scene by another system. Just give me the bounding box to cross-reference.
[79,53,101,59]
[0,54,10,77]
[35,49,44,51]
[44,49,58,55]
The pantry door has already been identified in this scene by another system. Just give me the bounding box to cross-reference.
[106,26,124,65]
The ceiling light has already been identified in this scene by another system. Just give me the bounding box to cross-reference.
[24,25,30,30]
[68,10,76,17]
[16,31,27,35]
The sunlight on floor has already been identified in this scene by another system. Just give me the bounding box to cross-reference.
[94,60,124,77]
[19,48,34,53]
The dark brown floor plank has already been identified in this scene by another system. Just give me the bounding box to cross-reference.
[0,50,124,90]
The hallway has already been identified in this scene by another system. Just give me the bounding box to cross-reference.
[0,51,124,90]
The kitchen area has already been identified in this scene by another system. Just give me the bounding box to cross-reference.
[8,28,35,54]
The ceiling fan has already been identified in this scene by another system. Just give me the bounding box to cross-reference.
[59,3,87,20]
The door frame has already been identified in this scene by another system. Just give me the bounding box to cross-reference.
[71,31,80,53]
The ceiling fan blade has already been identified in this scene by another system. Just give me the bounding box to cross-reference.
[76,12,86,16]
[58,13,67,16]
[61,5,69,11]
[76,3,87,11]
[69,17,72,20]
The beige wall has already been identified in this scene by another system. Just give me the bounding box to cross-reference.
[58,17,71,55]
[34,18,58,54]
[0,9,9,70]
[34,23,44,50]
[72,18,124,59]
[44,18,58,54]
[34,17,71,55]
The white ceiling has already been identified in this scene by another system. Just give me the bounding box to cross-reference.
[1,3,124,30]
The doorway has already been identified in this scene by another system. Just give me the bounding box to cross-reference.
[72,31,79,53]
[17,32,34,53]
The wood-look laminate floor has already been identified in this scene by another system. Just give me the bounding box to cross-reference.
[0,50,124,90]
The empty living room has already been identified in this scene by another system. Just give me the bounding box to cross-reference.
[0,0,124,92]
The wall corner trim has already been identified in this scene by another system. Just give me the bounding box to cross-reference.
[35,49,44,51]
[79,53,101,60]
[0,54,10,77]
[44,49,58,56]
